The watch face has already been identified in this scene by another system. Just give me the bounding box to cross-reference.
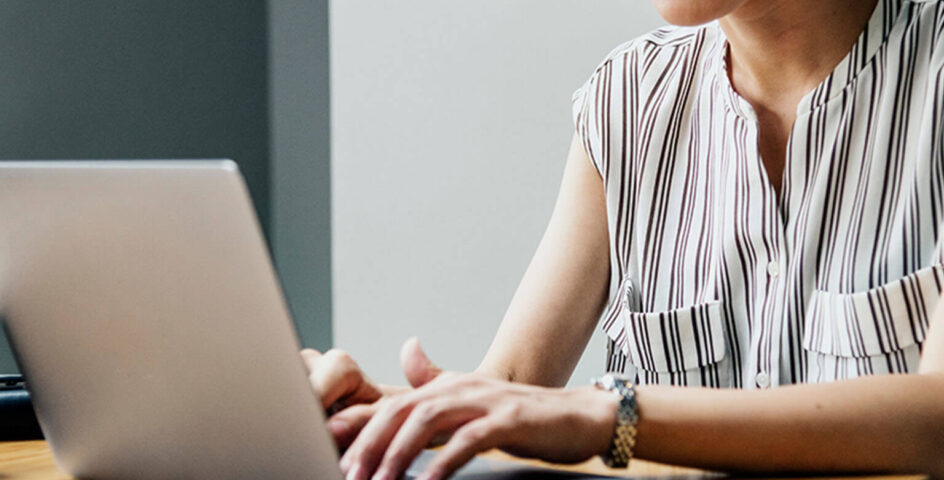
[593,373,634,391]
[593,373,638,468]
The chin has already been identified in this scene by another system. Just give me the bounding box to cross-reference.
[651,0,747,26]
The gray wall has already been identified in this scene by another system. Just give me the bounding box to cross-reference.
[0,0,333,371]
[0,1,270,213]
[331,0,666,386]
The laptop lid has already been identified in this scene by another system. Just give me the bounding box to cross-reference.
[0,160,343,479]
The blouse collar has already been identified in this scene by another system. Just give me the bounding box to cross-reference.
[712,0,903,121]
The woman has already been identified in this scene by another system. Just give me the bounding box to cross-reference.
[305,0,944,478]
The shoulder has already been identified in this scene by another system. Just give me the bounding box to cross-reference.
[571,23,720,174]
[586,23,718,76]
[572,23,720,111]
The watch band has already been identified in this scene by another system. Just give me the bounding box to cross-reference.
[591,373,638,468]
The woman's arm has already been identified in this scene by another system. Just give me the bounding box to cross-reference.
[303,131,610,446]
[635,364,944,475]
[341,307,944,480]
[475,131,611,387]
[325,131,944,477]
[632,290,944,475]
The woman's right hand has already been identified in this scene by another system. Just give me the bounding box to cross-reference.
[301,338,443,449]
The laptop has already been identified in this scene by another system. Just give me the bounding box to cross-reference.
[0,161,614,479]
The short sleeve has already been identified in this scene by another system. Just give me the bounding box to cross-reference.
[571,68,605,178]
[571,40,637,180]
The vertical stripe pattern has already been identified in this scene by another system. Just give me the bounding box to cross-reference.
[573,0,944,388]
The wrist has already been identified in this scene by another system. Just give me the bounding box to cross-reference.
[572,386,622,457]
[590,374,639,468]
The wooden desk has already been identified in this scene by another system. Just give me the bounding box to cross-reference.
[0,440,928,479]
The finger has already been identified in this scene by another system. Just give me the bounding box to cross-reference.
[340,374,474,478]
[400,337,443,388]
[300,348,322,373]
[374,399,486,480]
[419,417,508,480]
[339,396,415,480]
[327,403,377,450]
[310,349,375,409]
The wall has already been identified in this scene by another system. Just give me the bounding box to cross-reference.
[332,1,666,385]
[0,0,334,371]
[0,0,664,384]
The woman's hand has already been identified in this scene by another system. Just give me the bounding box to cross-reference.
[302,338,444,448]
[339,372,618,480]
[301,348,383,412]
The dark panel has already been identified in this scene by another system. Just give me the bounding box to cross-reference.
[0,0,270,372]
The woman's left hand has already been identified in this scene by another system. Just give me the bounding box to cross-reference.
[337,372,618,480]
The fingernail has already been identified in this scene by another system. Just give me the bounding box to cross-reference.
[339,456,351,474]
[328,418,350,436]
[346,463,366,480]
[371,467,393,480]
[417,471,440,480]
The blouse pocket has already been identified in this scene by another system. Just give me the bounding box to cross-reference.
[623,300,731,387]
[802,263,944,381]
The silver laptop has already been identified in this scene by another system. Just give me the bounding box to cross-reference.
[0,161,612,480]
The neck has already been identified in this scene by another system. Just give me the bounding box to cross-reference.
[719,0,879,105]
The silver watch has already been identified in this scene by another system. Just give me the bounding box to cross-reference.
[590,373,638,468]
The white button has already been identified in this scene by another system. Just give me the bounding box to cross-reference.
[756,372,770,388]
[766,261,781,277]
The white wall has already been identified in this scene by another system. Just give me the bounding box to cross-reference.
[331,1,666,386]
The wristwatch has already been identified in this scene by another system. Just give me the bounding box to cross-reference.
[591,373,638,468]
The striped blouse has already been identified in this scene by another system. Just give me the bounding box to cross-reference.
[572,0,944,388]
